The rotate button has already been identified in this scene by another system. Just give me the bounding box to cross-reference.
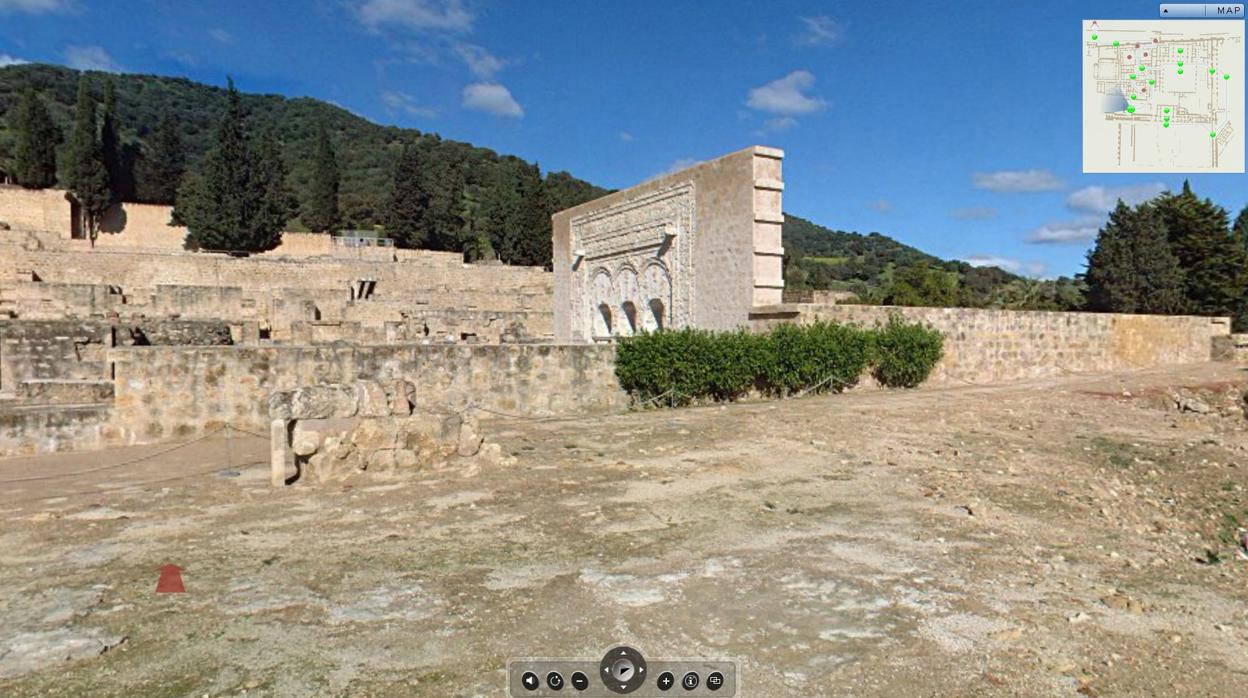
[547,671,565,691]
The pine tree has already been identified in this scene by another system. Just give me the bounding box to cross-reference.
[99,77,126,202]
[424,144,466,251]
[12,87,59,189]
[177,78,284,252]
[138,111,185,206]
[498,161,552,266]
[384,142,430,247]
[1233,205,1248,249]
[478,160,523,260]
[65,77,111,244]
[1156,181,1248,323]
[302,122,340,233]
[1130,203,1187,314]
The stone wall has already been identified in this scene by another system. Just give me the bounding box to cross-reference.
[0,186,73,233]
[750,304,1231,384]
[0,404,113,457]
[108,343,625,443]
[552,145,785,342]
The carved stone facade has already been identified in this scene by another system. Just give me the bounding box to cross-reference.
[552,146,785,342]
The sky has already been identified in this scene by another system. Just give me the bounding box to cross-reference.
[2,0,1246,278]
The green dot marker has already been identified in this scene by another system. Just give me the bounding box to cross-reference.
[1127,106,1136,113]
[1164,122,1170,128]
[1211,68,1217,74]
[1148,79,1156,85]
[1164,107,1170,113]
[1092,34,1098,40]
[1178,69,1184,74]
[1130,74,1136,80]
[1211,131,1217,138]
[1225,74,1231,80]
[1178,48,1184,53]
[1140,65,1146,71]
[1178,61,1184,66]
[1114,41,1120,46]
[1130,94,1137,100]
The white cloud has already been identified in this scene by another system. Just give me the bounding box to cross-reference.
[794,16,844,46]
[0,53,29,67]
[63,45,121,72]
[0,0,71,13]
[950,206,997,220]
[618,131,634,142]
[209,28,236,44]
[759,116,798,134]
[972,169,1064,192]
[454,42,503,78]
[866,199,893,213]
[461,82,523,118]
[356,0,473,32]
[381,90,436,118]
[746,70,825,115]
[963,255,1047,277]
[1024,216,1103,245]
[1066,182,1167,213]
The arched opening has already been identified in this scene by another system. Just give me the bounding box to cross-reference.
[620,301,638,336]
[594,303,613,338]
[647,298,666,331]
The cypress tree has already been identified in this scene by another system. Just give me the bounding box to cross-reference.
[1156,181,1248,323]
[178,78,283,252]
[384,142,429,247]
[99,77,126,201]
[249,127,290,250]
[302,122,340,233]
[499,161,552,266]
[138,111,185,205]
[12,88,59,189]
[424,142,466,251]
[65,77,111,243]
[1087,198,1206,316]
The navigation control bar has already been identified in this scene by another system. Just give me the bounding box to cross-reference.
[1160,4,1245,18]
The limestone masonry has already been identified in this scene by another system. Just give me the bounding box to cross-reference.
[0,147,1241,461]
[552,146,785,342]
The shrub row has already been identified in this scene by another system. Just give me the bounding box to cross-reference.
[614,317,943,406]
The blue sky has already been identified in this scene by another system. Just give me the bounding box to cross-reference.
[2,0,1246,278]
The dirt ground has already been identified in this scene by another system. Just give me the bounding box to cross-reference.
[2,363,1247,697]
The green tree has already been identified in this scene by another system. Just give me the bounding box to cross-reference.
[137,110,185,206]
[65,77,111,244]
[384,141,429,247]
[177,78,283,253]
[249,127,291,250]
[882,263,958,307]
[301,122,340,233]
[1085,201,1185,314]
[11,87,59,189]
[99,77,126,202]
[499,160,552,266]
[1156,181,1248,324]
[1233,205,1248,249]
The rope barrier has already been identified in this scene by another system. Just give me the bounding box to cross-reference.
[0,426,237,485]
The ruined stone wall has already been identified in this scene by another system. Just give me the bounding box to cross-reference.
[0,186,74,233]
[108,343,625,442]
[552,145,784,342]
[750,304,1231,384]
[0,404,113,457]
[0,320,114,393]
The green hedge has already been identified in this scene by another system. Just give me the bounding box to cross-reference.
[615,318,943,406]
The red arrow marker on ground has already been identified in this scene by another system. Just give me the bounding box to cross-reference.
[156,564,185,593]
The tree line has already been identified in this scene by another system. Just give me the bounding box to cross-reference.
[1085,182,1248,328]
[1,66,605,264]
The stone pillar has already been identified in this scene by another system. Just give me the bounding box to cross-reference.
[270,418,291,487]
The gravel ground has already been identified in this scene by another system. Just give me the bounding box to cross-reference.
[1,363,1246,697]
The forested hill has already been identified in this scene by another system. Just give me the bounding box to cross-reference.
[781,213,1086,310]
[0,63,606,262]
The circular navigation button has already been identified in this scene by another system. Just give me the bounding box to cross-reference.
[682,672,700,690]
[656,671,675,691]
[520,671,540,691]
[599,645,647,694]
[571,671,589,690]
[706,671,725,691]
[547,671,564,691]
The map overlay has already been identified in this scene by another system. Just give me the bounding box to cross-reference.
[1082,19,1244,173]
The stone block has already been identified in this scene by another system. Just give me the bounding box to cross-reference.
[356,381,391,417]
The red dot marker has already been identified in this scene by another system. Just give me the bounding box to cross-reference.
[156,564,185,593]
